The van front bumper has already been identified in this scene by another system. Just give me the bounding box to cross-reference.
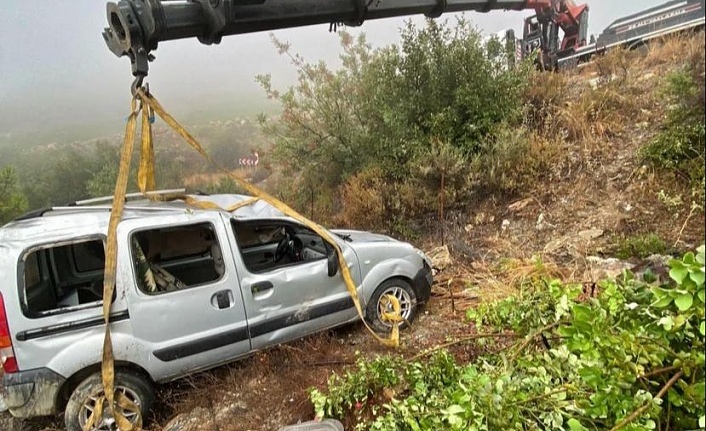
[1,368,65,417]
[412,264,433,303]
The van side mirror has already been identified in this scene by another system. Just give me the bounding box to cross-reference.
[327,249,339,277]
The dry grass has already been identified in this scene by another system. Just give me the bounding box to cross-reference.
[560,52,646,143]
[638,31,706,69]
[432,243,568,312]
[523,49,648,147]
[472,127,565,197]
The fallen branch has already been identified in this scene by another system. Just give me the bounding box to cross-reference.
[639,365,681,380]
[407,332,519,362]
[510,321,561,362]
[674,202,700,248]
[300,360,355,367]
[449,278,455,314]
[609,370,683,431]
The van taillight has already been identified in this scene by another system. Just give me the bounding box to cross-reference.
[0,292,18,373]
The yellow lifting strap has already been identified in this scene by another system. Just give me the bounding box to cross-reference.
[94,90,404,431]
[93,98,141,431]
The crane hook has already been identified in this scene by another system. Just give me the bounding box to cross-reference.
[131,74,146,96]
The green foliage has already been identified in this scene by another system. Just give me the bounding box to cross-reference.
[311,247,706,430]
[311,354,403,420]
[9,136,208,209]
[382,19,528,155]
[614,233,668,260]
[642,66,706,194]
[202,176,246,195]
[85,143,135,198]
[471,125,561,196]
[258,19,530,226]
[0,166,28,224]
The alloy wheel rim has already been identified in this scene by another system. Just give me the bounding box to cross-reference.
[376,286,412,327]
[79,385,141,431]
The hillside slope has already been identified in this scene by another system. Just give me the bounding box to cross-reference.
[441,34,704,266]
[2,33,704,431]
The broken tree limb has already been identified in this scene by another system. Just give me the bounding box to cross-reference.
[509,321,562,362]
[609,370,683,431]
[407,332,520,362]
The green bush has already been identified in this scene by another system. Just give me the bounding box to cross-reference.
[258,19,530,224]
[642,66,706,193]
[614,233,668,259]
[0,166,28,224]
[312,246,706,430]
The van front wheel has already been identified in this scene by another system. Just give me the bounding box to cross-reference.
[65,370,154,431]
[366,278,417,333]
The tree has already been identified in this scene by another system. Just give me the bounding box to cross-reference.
[0,166,28,224]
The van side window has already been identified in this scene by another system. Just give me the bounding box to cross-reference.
[131,223,225,294]
[232,220,329,273]
[22,239,105,318]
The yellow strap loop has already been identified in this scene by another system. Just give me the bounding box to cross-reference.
[380,294,404,325]
[138,102,156,193]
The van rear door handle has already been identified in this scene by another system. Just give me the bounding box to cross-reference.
[251,281,274,294]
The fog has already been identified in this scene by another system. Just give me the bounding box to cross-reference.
[0,0,666,147]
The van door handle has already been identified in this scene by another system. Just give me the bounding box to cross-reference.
[251,281,274,294]
[211,290,233,310]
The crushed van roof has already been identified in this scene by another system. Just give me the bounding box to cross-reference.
[0,194,288,243]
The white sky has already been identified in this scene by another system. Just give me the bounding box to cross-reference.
[0,0,668,142]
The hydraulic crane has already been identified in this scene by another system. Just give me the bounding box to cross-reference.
[103,0,587,86]
[522,0,588,69]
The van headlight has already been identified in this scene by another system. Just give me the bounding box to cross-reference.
[416,249,432,268]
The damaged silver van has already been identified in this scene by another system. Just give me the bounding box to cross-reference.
[0,192,432,431]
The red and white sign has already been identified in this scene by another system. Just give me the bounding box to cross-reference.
[239,151,259,167]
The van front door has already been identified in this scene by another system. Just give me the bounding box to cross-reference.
[227,219,359,350]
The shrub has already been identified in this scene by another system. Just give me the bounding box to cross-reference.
[259,19,531,228]
[337,167,389,232]
[471,125,562,196]
[614,233,668,259]
[642,63,705,195]
[336,167,432,238]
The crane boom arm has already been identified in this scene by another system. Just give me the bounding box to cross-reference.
[104,0,545,79]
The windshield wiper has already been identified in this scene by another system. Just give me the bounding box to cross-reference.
[335,233,353,242]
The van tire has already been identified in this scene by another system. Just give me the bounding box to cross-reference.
[366,278,417,333]
[64,370,154,431]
